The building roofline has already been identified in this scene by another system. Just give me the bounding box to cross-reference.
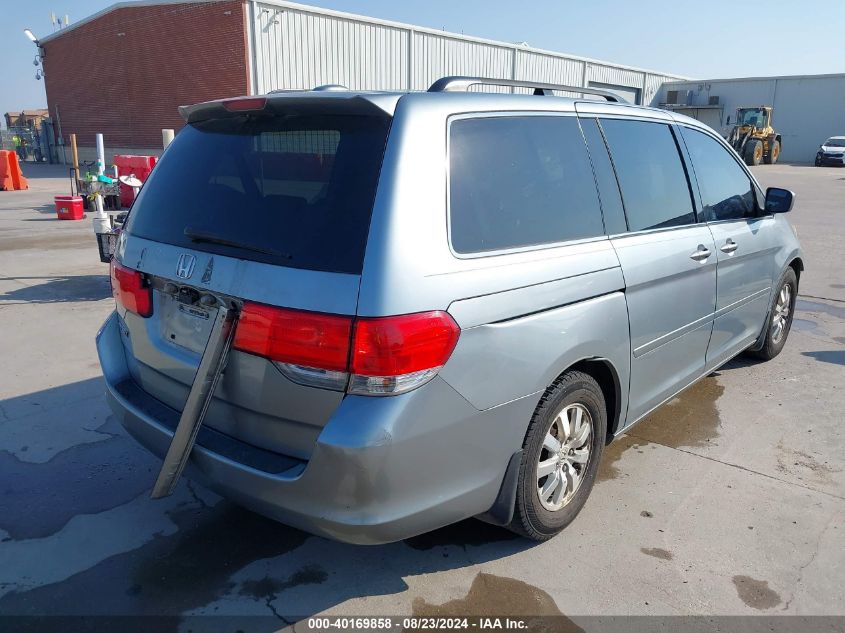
[38,0,688,81]
[662,71,845,84]
[37,0,229,44]
[256,0,687,79]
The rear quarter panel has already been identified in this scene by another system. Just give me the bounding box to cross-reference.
[440,288,630,417]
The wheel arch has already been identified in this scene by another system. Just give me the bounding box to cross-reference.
[550,357,623,444]
[478,355,626,529]
[748,257,803,352]
[789,256,804,280]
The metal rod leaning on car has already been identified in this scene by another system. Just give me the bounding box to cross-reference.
[150,304,240,499]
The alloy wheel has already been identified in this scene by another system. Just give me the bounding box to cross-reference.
[771,283,792,344]
[536,403,593,511]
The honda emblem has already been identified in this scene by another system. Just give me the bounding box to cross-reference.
[176,253,196,279]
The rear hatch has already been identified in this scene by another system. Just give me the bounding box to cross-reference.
[115,95,393,461]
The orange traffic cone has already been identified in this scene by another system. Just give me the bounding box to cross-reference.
[0,150,29,191]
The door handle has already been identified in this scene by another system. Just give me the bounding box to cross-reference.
[720,239,738,254]
[689,245,711,261]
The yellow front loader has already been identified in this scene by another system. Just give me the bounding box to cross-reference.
[726,106,781,166]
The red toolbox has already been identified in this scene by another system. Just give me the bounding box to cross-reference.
[114,154,158,208]
[54,195,85,220]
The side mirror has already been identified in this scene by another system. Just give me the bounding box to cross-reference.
[765,187,794,214]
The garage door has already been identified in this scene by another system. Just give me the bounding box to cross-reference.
[588,81,641,105]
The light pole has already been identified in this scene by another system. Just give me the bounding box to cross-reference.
[23,29,58,162]
[24,29,44,79]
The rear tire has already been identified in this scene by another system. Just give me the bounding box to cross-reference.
[747,267,797,361]
[764,140,780,164]
[509,370,606,541]
[744,139,763,166]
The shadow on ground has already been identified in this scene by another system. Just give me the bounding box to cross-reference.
[801,350,845,366]
[0,379,531,629]
[0,275,111,304]
[34,203,59,214]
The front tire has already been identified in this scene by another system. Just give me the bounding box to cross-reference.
[509,371,606,541]
[744,139,763,166]
[748,267,797,361]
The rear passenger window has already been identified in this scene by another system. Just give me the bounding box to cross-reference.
[449,116,604,254]
[681,127,757,221]
[599,119,695,231]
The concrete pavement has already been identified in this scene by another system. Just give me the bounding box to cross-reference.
[0,162,843,627]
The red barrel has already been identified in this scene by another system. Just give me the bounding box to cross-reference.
[54,195,85,220]
[114,154,158,208]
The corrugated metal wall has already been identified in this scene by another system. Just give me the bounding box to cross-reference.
[253,6,409,91]
[587,64,643,92]
[411,33,513,93]
[249,0,683,103]
[657,75,845,162]
[643,73,668,106]
[514,51,583,87]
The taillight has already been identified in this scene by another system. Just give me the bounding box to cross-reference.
[349,312,460,395]
[232,304,460,396]
[110,260,152,317]
[233,303,352,371]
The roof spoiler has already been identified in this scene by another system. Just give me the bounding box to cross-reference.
[178,92,399,124]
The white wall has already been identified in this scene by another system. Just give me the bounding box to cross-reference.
[248,0,683,104]
[656,75,845,162]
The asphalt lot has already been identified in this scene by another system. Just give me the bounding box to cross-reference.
[0,162,843,627]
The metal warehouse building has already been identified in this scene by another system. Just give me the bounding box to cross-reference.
[657,74,845,163]
[38,0,684,159]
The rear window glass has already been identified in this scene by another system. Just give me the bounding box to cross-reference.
[125,114,390,274]
[599,119,695,231]
[449,116,604,254]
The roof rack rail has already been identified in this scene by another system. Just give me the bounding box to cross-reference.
[427,76,624,103]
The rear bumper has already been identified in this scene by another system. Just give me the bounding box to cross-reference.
[96,311,535,543]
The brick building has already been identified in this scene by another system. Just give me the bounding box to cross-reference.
[40,0,248,160]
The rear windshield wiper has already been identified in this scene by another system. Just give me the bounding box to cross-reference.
[184,227,291,259]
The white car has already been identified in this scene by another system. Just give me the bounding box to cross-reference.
[815,136,845,166]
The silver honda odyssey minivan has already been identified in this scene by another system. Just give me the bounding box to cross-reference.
[97,77,803,544]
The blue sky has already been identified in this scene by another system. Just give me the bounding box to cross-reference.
[2,0,842,125]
